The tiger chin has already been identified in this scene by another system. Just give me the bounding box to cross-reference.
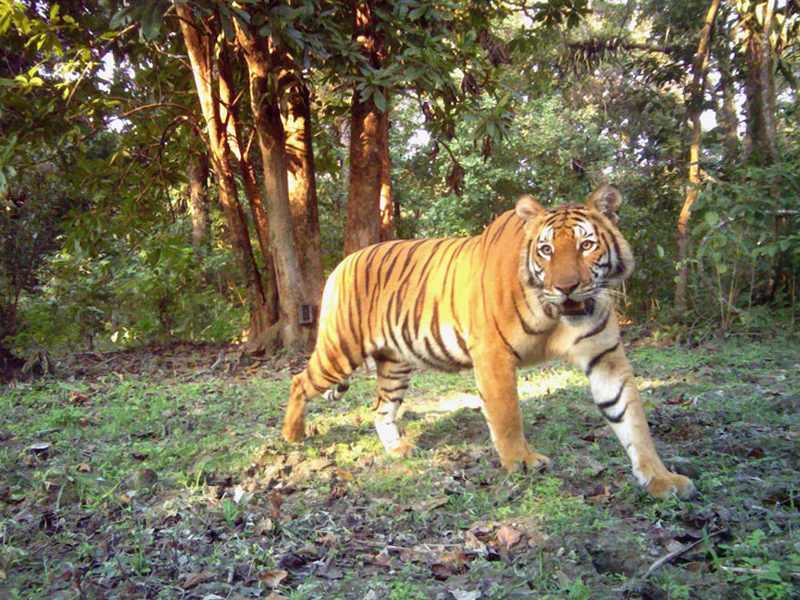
[282,184,696,500]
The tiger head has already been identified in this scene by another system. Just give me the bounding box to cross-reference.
[515,184,634,318]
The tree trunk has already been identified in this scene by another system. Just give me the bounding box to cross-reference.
[284,82,325,305]
[743,0,778,166]
[187,151,210,251]
[714,38,740,170]
[344,1,388,255]
[234,21,310,351]
[675,0,721,314]
[378,106,395,241]
[217,45,279,323]
[175,3,273,344]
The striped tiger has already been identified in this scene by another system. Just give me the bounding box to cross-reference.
[282,184,695,499]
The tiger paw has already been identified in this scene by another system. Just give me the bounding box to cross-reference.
[646,472,696,499]
[387,439,415,458]
[502,450,551,474]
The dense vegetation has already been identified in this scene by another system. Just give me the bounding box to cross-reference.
[1,0,798,363]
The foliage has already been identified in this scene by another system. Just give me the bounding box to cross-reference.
[1,0,799,356]
[690,158,800,329]
[10,220,246,353]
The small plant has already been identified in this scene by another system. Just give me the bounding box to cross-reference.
[222,498,241,527]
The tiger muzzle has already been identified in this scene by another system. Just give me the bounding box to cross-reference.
[559,297,595,316]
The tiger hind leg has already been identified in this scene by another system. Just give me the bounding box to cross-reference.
[282,348,358,443]
[374,358,414,457]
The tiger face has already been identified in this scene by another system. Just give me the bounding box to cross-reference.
[516,185,634,319]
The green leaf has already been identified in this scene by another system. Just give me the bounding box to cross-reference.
[704,211,720,227]
[373,88,386,112]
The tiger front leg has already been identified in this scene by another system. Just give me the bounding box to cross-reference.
[473,352,550,473]
[582,343,696,499]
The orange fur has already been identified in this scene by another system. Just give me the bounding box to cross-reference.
[282,185,695,499]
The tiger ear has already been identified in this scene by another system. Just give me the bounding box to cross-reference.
[515,195,544,221]
[586,184,622,223]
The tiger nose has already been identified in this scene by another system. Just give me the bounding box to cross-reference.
[555,282,579,296]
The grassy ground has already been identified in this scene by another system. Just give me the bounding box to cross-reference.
[0,335,798,599]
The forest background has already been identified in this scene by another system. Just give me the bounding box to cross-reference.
[1,0,799,366]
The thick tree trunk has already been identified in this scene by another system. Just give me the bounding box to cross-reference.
[234,21,310,350]
[175,3,273,344]
[217,46,280,323]
[345,92,383,254]
[187,151,210,251]
[675,0,721,313]
[284,83,325,305]
[344,0,388,255]
[743,0,778,167]
[378,106,395,241]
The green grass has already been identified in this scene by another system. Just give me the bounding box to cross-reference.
[1,335,798,598]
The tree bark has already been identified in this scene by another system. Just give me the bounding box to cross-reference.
[344,0,388,255]
[378,106,395,241]
[187,151,210,251]
[284,82,325,305]
[217,45,279,323]
[234,20,310,350]
[675,0,721,313]
[714,38,740,170]
[743,0,778,166]
[175,3,273,343]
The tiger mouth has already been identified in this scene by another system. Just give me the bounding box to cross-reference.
[560,298,595,316]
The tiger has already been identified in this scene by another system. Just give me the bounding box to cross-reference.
[282,184,695,499]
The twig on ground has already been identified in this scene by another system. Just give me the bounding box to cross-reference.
[643,529,727,579]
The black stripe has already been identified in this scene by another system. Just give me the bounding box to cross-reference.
[585,341,620,375]
[380,242,404,287]
[574,311,609,345]
[525,240,536,286]
[362,244,382,294]
[413,277,428,338]
[430,301,470,367]
[493,316,521,362]
[381,383,409,393]
[609,233,624,275]
[401,315,443,369]
[339,335,359,373]
[317,363,343,385]
[603,403,627,423]
[308,380,328,394]
[513,296,548,335]
[454,327,470,358]
[596,379,626,410]
[488,212,514,245]
[395,240,426,283]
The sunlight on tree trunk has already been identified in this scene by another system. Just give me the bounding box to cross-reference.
[284,83,325,306]
[217,46,279,324]
[175,3,273,347]
[234,21,310,351]
[675,0,722,314]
